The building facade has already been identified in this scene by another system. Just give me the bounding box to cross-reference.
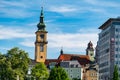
[97,18,120,80]
[82,64,98,80]
[60,60,81,80]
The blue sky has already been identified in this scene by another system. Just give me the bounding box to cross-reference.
[0,0,120,59]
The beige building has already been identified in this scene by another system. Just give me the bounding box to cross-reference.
[82,64,98,80]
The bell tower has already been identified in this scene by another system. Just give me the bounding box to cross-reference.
[86,41,95,61]
[35,7,48,62]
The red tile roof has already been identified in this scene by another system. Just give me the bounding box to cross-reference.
[58,54,90,65]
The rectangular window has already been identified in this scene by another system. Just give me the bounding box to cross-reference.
[116,48,118,51]
[116,28,118,32]
[70,64,74,68]
[40,44,44,52]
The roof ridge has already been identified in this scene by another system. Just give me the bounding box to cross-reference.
[62,53,85,56]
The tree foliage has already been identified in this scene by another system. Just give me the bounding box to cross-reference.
[113,65,119,80]
[31,62,49,80]
[0,47,30,80]
[48,67,70,80]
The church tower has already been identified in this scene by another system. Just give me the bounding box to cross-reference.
[86,41,95,61]
[35,7,48,62]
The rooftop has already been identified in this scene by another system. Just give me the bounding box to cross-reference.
[99,18,120,30]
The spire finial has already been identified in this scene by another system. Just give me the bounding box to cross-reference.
[41,7,43,16]
[60,47,63,55]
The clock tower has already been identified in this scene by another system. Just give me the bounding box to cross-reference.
[86,41,95,61]
[35,7,48,62]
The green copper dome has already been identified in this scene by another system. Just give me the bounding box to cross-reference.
[37,7,46,31]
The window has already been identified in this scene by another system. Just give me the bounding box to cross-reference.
[116,35,118,38]
[116,48,118,51]
[76,64,78,68]
[40,44,44,52]
[40,56,43,58]
[70,64,74,68]
[106,48,109,53]
[116,28,118,32]
[40,34,44,41]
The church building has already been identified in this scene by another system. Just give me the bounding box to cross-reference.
[30,7,98,80]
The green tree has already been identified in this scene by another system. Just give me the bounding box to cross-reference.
[31,62,49,80]
[113,65,119,80]
[48,67,70,80]
[0,47,30,80]
[0,54,13,79]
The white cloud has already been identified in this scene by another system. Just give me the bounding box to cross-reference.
[84,0,120,7]
[48,33,98,49]
[48,6,77,13]
[0,25,34,39]
[0,1,38,18]
[0,1,27,8]
[19,32,98,52]
[0,8,34,18]
[78,28,99,33]
[20,39,34,47]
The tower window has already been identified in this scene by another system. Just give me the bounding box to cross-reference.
[40,56,43,58]
[40,34,44,41]
[40,44,44,52]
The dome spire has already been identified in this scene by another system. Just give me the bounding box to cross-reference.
[87,41,94,50]
[37,7,46,31]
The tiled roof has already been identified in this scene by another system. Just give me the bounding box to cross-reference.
[58,54,90,65]
[45,59,61,65]
[30,53,90,66]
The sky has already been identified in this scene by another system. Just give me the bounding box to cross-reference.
[0,0,120,59]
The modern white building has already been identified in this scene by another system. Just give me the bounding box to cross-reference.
[60,60,81,80]
[97,18,120,80]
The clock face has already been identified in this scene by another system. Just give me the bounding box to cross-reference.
[88,51,95,61]
[89,51,94,56]
[90,53,93,56]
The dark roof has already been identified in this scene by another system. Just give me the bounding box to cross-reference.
[45,59,61,65]
[99,18,120,30]
[86,64,98,71]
